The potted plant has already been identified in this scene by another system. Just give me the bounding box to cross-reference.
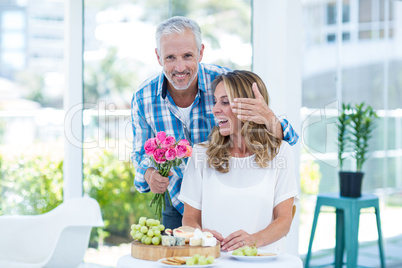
[337,102,378,197]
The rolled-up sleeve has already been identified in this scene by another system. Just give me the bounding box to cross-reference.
[279,118,299,146]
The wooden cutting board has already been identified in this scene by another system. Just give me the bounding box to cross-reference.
[131,241,221,261]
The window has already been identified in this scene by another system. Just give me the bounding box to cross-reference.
[358,0,394,40]
[301,0,402,255]
[0,0,65,216]
[327,2,337,24]
[1,10,25,29]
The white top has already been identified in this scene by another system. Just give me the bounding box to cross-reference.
[177,104,193,127]
[178,142,299,252]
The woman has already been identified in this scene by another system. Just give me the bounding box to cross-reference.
[178,70,298,252]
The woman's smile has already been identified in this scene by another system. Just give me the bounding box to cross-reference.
[217,118,229,127]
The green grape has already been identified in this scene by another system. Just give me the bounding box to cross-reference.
[198,256,208,265]
[131,224,136,230]
[153,230,161,236]
[147,229,154,238]
[151,236,160,245]
[233,249,245,256]
[135,232,144,240]
[152,226,160,231]
[198,259,208,265]
[130,230,135,238]
[155,220,160,226]
[250,247,258,256]
[140,226,148,234]
[206,256,215,264]
[146,219,154,226]
[244,246,253,256]
[193,254,200,264]
[135,224,141,230]
[158,224,165,231]
[139,217,147,226]
[141,235,147,244]
[186,257,195,265]
[144,237,152,245]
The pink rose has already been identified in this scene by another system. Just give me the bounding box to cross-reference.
[144,138,158,156]
[165,148,177,161]
[185,145,193,157]
[176,144,187,158]
[160,136,176,149]
[178,139,190,146]
[153,148,166,164]
[156,131,166,144]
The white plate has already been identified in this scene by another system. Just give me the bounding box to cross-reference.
[227,251,280,262]
[157,257,218,267]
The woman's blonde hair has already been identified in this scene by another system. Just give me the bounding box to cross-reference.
[205,70,282,173]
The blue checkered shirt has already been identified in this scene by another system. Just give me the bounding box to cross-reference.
[131,63,299,214]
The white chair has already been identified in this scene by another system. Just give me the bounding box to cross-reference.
[0,197,104,268]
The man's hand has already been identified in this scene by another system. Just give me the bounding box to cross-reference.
[145,168,172,193]
[230,82,283,139]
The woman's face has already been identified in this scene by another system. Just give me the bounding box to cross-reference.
[212,82,241,137]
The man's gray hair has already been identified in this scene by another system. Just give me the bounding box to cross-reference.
[155,16,202,56]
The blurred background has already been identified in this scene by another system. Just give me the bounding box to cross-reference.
[0,0,401,267]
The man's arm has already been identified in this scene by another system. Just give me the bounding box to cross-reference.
[131,93,154,193]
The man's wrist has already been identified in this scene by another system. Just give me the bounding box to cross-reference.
[144,168,151,184]
[145,167,156,185]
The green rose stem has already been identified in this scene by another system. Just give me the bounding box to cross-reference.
[149,162,173,221]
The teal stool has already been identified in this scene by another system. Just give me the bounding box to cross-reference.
[305,193,386,268]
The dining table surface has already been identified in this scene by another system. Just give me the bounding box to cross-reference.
[116,252,303,268]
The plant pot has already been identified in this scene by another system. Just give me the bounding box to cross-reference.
[339,171,364,198]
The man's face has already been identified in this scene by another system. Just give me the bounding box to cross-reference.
[156,30,204,91]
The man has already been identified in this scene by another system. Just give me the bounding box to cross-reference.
[131,16,298,229]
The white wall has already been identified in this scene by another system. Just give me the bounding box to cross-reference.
[253,0,302,255]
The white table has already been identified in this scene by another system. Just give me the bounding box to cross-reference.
[117,252,303,268]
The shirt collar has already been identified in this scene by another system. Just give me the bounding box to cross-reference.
[157,72,165,98]
[197,63,207,94]
[162,76,169,99]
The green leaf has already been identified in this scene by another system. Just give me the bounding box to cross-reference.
[337,102,378,172]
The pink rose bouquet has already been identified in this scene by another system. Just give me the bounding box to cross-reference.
[144,131,192,220]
